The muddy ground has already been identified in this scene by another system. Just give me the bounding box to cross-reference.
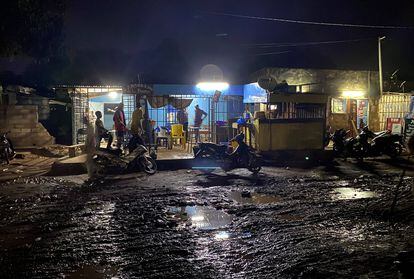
[1,159,414,278]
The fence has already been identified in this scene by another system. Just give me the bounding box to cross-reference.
[378,93,412,130]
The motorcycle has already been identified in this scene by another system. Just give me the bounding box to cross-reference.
[94,144,157,175]
[0,131,15,164]
[331,127,403,160]
[331,129,362,159]
[357,126,403,158]
[193,132,262,174]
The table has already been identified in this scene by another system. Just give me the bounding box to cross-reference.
[187,126,210,152]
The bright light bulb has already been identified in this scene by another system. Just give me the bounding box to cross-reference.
[341,90,365,98]
[196,82,229,91]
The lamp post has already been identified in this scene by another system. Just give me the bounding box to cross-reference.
[378,36,386,96]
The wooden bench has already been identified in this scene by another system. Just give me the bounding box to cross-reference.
[67,144,85,158]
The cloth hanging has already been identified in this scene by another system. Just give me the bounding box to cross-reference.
[148,96,168,108]
[169,97,193,109]
[148,96,193,109]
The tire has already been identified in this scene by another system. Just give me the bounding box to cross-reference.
[2,150,10,164]
[138,156,157,175]
[351,142,365,161]
[387,143,402,158]
[333,143,344,157]
[248,154,262,174]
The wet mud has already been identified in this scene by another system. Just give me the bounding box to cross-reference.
[1,168,414,278]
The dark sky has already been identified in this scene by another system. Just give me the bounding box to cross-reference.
[2,0,414,84]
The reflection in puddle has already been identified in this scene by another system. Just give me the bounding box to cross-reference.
[214,231,230,240]
[230,191,282,205]
[332,187,378,200]
[168,206,233,230]
[66,264,118,279]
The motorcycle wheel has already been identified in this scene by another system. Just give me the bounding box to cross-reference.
[138,156,157,175]
[248,155,262,174]
[387,143,402,158]
[2,151,9,164]
[332,143,345,157]
[351,145,364,162]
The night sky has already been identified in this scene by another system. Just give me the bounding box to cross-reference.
[2,0,414,84]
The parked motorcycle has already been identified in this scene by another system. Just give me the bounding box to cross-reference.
[357,126,403,158]
[94,144,157,175]
[331,127,403,160]
[193,132,262,174]
[0,132,15,164]
[331,129,362,159]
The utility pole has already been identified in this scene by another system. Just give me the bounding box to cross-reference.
[378,36,386,96]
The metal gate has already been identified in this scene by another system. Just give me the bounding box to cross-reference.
[70,90,89,144]
[378,93,412,130]
[122,93,136,128]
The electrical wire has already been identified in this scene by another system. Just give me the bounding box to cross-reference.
[246,38,374,48]
[254,50,291,56]
[208,12,414,29]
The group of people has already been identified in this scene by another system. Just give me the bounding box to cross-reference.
[176,105,208,142]
[94,102,126,150]
[93,102,209,151]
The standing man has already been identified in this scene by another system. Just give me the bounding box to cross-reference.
[113,103,127,149]
[243,104,253,123]
[177,107,189,141]
[130,103,144,137]
[128,103,145,152]
[194,104,207,143]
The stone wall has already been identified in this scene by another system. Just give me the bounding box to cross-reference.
[0,105,55,148]
[16,94,50,120]
[250,67,380,98]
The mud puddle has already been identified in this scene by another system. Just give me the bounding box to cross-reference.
[168,206,233,230]
[331,187,378,200]
[229,190,282,205]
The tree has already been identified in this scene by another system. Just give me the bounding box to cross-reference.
[0,0,66,60]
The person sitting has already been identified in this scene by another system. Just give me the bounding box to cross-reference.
[95,111,113,149]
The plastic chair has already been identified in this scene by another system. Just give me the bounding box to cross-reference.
[171,124,186,149]
[156,127,169,148]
